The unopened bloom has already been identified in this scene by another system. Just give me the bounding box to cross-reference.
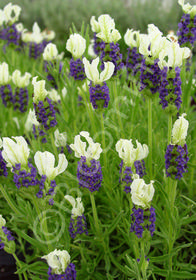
[70,131,102,163]
[116,139,149,167]
[131,178,155,208]
[2,136,30,168]
[32,76,48,103]
[34,151,68,181]
[0,62,11,85]
[12,70,31,88]
[42,249,71,275]
[43,43,59,61]
[171,113,189,145]
[66,33,86,59]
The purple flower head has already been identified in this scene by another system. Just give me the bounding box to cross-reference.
[89,81,110,109]
[77,156,103,192]
[13,87,29,113]
[0,150,8,177]
[130,206,156,238]
[93,33,105,56]
[69,214,88,239]
[177,13,196,48]
[27,42,45,59]
[69,58,86,81]
[139,58,162,96]
[34,97,57,131]
[0,84,13,107]
[2,226,15,241]
[159,67,182,114]
[3,24,21,46]
[165,143,189,180]
[100,42,124,76]
[126,47,143,76]
[47,263,77,280]
[119,160,146,193]
[12,162,38,189]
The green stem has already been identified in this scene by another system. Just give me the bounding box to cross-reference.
[148,97,153,178]
[168,114,173,145]
[90,192,101,237]
[13,253,28,280]
[140,240,147,280]
[0,184,21,216]
[100,112,107,169]
[113,81,124,138]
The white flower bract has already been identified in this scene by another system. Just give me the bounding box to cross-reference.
[124,29,140,48]
[34,151,68,181]
[66,33,86,59]
[54,129,67,147]
[3,3,21,25]
[64,195,84,218]
[43,43,58,61]
[83,57,115,84]
[12,70,31,88]
[70,131,102,162]
[2,136,30,168]
[115,139,149,167]
[171,113,189,145]
[0,62,11,85]
[32,76,48,103]
[24,109,39,132]
[131,178,155,208]
[42,249,70,275]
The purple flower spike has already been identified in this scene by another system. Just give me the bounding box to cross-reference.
[3,24,21,46]
[47,263,77,280]
[12,162,38,189]
[33,124,47,143]
[69,214,88,239]
[159,67,182,114]
[140,58,162,96]
[89,82,110,109]
[126,47,143,76]
[119,160,146,193]
[100,42,124,76]
[28,42,45,59]
[13,87,29,112]
[177,13,196,48]
[77,156,103,192]
[0,84,13,107]
[0,150,8,177]
[130,206,156,238]
[34,97,57,130]
[93,33,105,56]
[69,58,86,81]
[165,144,189,180]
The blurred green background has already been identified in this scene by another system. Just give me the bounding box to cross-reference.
[1,0,196,50]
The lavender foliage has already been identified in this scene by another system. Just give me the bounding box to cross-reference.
[165,144,189,180]
[77,156,103,192]
[89,82,110,109]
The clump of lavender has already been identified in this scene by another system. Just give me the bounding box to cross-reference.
[65,195,88,239]
[0,62,13,107]
[83,57,115,109]
[0,215,15,254]
[42,249,76,280]
[43,43,64,89]
[165,114,189,180]
[177,0,196,48]
[32,77,57,131]
[130,177,155,238]
[66,33,86,81]
[116,139,149,193]
[12,70,31,112]
[70,131,103,192]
